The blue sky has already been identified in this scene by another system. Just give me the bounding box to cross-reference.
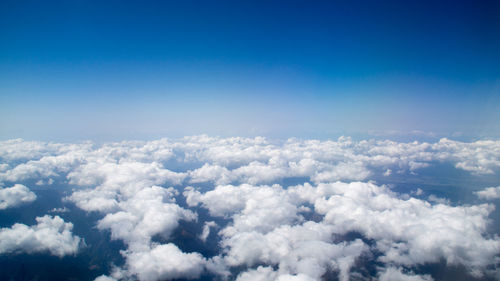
[1,0,499,141]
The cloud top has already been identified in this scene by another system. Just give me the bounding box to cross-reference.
[0,184,36,209]
[0,215,81,257]
[1,136,499,280]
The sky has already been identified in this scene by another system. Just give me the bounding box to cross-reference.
[1,0,499,141]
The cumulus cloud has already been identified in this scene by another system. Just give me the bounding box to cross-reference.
[186,184,365,280]
[63,148,198,280]
[70,182,199,280]
[96,186,196,248]
[475,186,500,200]
[94,275,118,281]
[2,137,500,188]
[186,181,500,279]
[1,136,500,280]
[200,221,217,242]
[125,243,205,281]
[294,182,500,271]
[0,184,36,209]
[378,267,434,281]
[0,215,81,257]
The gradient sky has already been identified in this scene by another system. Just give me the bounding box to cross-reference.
[1,0,499,141]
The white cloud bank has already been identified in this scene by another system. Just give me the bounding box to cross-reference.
[475,186,500,200]
[0,215,81,257]
[186,182,500,280]
[378,267,434,281]
[0,184,36,209]
[1,136,500,280]
[2,136,500,187]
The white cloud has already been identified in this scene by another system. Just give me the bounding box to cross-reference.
[186,181,500,279]
[379,267,434,281]
[475,186,500,200]
[311,161,371,183]
[0,184,36,209]
[189,163,232,185]
[65,151,198,280]
[235,266,278,281]
[2,137,500,280]
[200,221,217,242]
[2,137,500,188]
[185,184,302,233]
[186,184,367,280]
[0,215,81,257]
[50,207,69,213]
[291,182,500,271]
[427,194,450,205]
[125,243,206,281]
[94,275,118,281]
[96,186,196,248]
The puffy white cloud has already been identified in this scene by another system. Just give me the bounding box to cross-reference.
[187,181,500,279]
[0,141,91,183]
[125,243,205,281]
[222,224,367,281]
[96,186,196,248]
[69,176,200,280]
[185,184,302,233]
[50,207,69,213]
[235,266,278,281]
[2,136,500,280]
[475,186,500,200]
[189,163,232,185]
[67,161,185,194]
[0,138,78,162]
[64,150,198,280]
[200,221,217,242]
[186,184,367,280]
[94,275,118,281]
[433,138,500,174]
[311,161,371,182]
[0,215,81,257]
[0,184,36,209]
[379,267,433,281]
[290,182,500,272]
[235,266,320,281]
[2,137,500,188]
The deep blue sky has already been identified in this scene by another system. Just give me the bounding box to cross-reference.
[1,0,499,141]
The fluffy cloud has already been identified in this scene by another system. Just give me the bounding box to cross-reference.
[475,186,500,200]
[378,267,433,281]
[70,182,199,280]
[62,147,198,280]
[187,181,500,279]
[1,136,500,280]
[125,243,205,281]
[94,275,118,281]
[0,215,81,257]
[185,184,364,279]
[0,184,36,209]
[200,221,217,242]
[291,182,500,272]
[96,186,196,248]
[2,137,500,187]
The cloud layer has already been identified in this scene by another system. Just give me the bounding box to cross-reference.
[0,215,81,257]
[0,184,36,209]
[1,136,499,280]
[476,186,500,200]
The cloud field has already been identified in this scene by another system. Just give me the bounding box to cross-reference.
[1,136,500,281]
